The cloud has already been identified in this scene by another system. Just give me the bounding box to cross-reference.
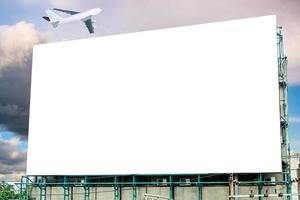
[0,135,27,182]
[0,104,25,117]
[0,21,51,69]
[0,21,51,181]
[0,22,51,139]
[0,67,32,138]
[49,0,77,7]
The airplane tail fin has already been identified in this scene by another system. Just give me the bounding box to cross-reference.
[45,10,62,28]
[42,16,50,22]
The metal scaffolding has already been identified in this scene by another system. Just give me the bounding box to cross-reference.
[277,27,291,200]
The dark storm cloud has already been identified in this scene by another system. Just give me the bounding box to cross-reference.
[0,22,50,181]
[0,66,31,138]
[0,22,51,138]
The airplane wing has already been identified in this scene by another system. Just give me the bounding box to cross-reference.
[83,18,95,34]
[53,8,79,15]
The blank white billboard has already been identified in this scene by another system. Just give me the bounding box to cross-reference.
[27,15,281,175]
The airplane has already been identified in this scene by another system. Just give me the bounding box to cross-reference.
[43,8,102,34]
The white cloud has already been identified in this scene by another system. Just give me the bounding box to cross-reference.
[0,135,27,182]
[20,0,38,4]
[0,172,25,182]
[0,21,51,69]
[49,0,77,7]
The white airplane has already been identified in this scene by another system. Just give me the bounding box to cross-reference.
[43,8,102,34]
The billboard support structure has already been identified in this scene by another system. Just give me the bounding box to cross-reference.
[19,24,292,200]
[114,176,119,200]
[258,174,263,200]
[132,176,137,200]
[63,176,70,200]
[84,176,90,200]
[169,176,174,200]
[197,175,202,200]
[277,26,291,199]
[39,176,47,200]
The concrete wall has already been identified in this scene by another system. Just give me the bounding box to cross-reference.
[31,185,290,200]
[291,153,300,200]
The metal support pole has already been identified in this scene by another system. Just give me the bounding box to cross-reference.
[20,176,29,200]
[229,174,234,200]
[114,176,119,200]
[132,176,137,200]
[258,174,263,200]
[63,176,70,200]
[84,176,90,200]
[277,27,292,200]
[39,176,47,200]
[286,164,292,200]
[197,175,202,200]
[19,176,24,200]
[169,176,174,200]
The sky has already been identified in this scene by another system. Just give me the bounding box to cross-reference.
[0,0,299,181]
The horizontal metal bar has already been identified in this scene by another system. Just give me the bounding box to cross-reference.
[15,180,288,186]
[230,193,300,198]
[15,181,230,186]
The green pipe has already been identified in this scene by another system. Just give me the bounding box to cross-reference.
[169,176,174,200]
[114,176,119,200]
[198,175,202,200]
[21,180,287,187]
[132,176,137,200]
[258,174,263,200]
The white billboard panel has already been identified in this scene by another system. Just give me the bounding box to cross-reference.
[27,15,281,175]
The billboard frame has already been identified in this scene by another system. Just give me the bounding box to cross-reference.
[18,27,291,200]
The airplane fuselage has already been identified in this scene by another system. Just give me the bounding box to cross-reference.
[59,8,101,23]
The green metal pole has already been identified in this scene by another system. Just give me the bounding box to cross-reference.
[19,176,24,200]
[63,176,70,200]
[197,175,202,200]
[84,176,90,200]
[286,165,292,200]
[24,176,29,200]
[169,176,174,200]
[114,176,119,200]
[132,176,137,200]
[258,174,263,200]
[40,176,47,200]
